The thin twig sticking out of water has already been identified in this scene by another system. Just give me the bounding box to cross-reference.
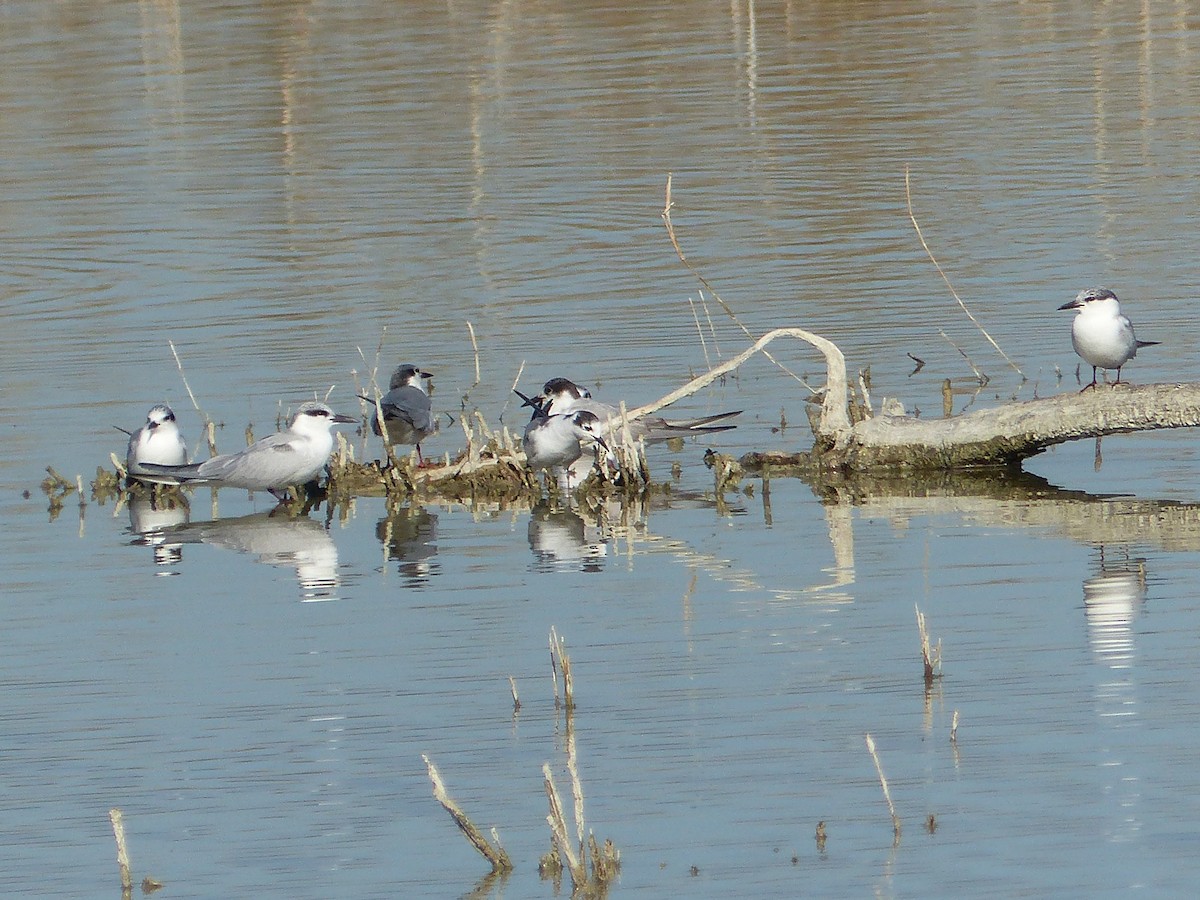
[467,321,481,386]
[905,166,1024,381]
[169,340,217,456]
[549,626,573,712]
[688,297,712,371]
[421,755,513,874]
[107,808,163,895]
[915,603,943,685]
[108,808,132,893]
[543,764,586,886]
[356,333,400,470]
[661,173,812,393]
[865,733,901,844]
[938,328,988,386]
[540,633,620,893]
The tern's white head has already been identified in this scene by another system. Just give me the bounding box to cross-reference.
[289,401,357,436]
[1059,286,1124,315]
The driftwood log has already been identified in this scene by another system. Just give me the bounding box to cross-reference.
[636,327,1200,473]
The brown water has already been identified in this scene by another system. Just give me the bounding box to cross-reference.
[5,1,1200,896]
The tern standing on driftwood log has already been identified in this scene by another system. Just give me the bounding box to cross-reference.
[1059,287,1160,390]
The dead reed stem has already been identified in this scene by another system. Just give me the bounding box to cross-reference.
[565,706,585,849]
[357,336,399,469]
[905,167,1023,379]
[865,733,901,842]
[627,326,850,437]
[549,626,574,711]
[915,604,942,684]
[688,296,712,371]
[422,755,513,873]
[661,173,808,389]
[107,807,133,892]
[938,328,988,386]
[168,340,204,418]
[467,321,481,385]
[543,763,586,886]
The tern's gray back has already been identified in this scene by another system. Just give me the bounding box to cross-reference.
[193,432,324,490]
[375,384,434,442]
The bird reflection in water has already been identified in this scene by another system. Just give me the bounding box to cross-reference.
[528,501,609,572]
[127,491,190,570]
[1083,546,1147,671]
[375,505,439,586]
[170,511,341,601]
[1082,545,1147,844]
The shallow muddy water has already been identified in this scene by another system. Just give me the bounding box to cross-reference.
[5,2,1200,897]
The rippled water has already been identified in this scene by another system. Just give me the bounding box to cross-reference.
[6,1,1200,896]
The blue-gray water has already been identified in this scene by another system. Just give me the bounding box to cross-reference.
[5,2,1200,896]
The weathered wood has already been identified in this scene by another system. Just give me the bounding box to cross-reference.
[807,383,1200,471]
[647,322,1200,471]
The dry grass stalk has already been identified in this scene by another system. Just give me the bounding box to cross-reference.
[107,807,133,892]
[905,167,1023,379]
[466,321,481,385]
[169,339,218,456]
[865,733,901,842]
[915,604,942,684]
[565,704,585,849]
[937,327,988,386]
[688,296,712,371]
[549,626,574,711]
[626,326,848,436]
[542,763,586,886]
[421,755,513,873]
[358,342,399,470]
[661,173,808,390]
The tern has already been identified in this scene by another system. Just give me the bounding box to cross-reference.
[138,400,355,501]
[124,403,188,481]
[1059,288,1159,390]
[533,377,740,442]
[517,390,614,489]
[361,364,435,463]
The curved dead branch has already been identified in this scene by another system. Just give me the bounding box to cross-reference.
[628,326,850,438]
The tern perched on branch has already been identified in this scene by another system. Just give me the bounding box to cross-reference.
[1059,288,1159,390]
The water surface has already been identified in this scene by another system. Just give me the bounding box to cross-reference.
[5,2,1200,897]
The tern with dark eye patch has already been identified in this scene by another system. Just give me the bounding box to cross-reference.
[138,401,355,501]
[124,403,188,481]
[518,392,616,491]
[529,377,741,442]
[1058,288,1159,390]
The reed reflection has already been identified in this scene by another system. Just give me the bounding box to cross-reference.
[375,504,439,586]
